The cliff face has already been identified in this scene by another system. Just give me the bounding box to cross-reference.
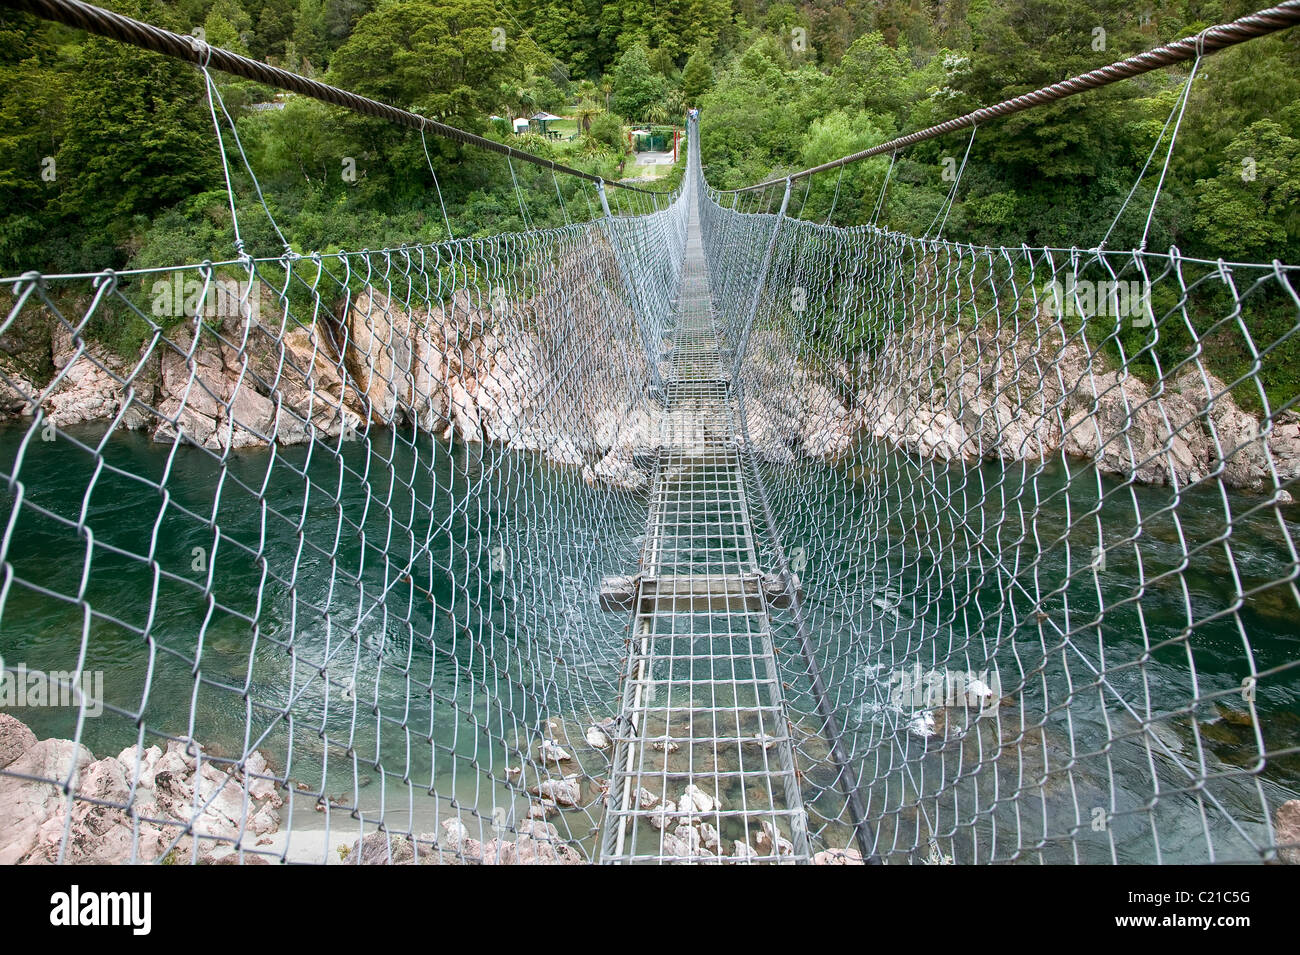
[738,325,1300,498]
[0,282,664,490]
[6,291,1299,498]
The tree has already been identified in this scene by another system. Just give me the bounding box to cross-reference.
[54,11,217,248]
[647,46,676,78]
[324,0,375,43]
[611,42,665,121]
[329,0,540,130]
[588,111,626,151]
[573,99,602,132]
[796,110,889,223]
[682,47,714,104]
[251,0,295,60]
[0,11,65,272]
[678,0,732,59]
[203,0,253,55]
[293,0,328,72]
[829,32,910,116]
[1193,119,1300,261]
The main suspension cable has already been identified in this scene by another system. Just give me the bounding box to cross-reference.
[720,0,1300,194]
[1,0,670,196]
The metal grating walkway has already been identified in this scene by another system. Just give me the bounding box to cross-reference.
[599,196,811,863]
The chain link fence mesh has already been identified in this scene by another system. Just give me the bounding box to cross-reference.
[0,183,687,864]
[0,115,1297,865]
[700,165,1300,864]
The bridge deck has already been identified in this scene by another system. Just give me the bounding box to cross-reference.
[600,198,811,863]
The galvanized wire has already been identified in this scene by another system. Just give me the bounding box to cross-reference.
[0,192,688,864]
[700,153,1300,863]
[1,113,1298,867]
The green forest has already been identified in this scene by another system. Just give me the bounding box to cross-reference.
[1,0,1298,281]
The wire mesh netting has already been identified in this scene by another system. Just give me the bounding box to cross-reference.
[700,165,1300,864]
[0,178,688,864]
[0,116,1298,865]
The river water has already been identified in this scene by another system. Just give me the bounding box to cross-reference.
[0,421,1296,863]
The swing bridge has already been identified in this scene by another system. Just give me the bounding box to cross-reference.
[1,0,1300,865]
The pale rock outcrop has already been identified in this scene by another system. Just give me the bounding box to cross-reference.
[0,717,282,865]
[585,450,647,490]
[13,284,1298,499]
[0,359,39,418]
[813,847,865,865]
[351,830,417,865]
[0,713,37,769]
[243,322,366,444]
[1277,799,1300,865]
[152,319,367,451]
[44,328,147,429]
[434,815,582,865]
[0,737,95,865]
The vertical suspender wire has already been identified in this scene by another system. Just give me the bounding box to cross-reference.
[1097,40,1204,252]
[507,156,532,230]
[419,128,455,241]
[1140,42,1205,251]
[927,125,977,241]
[825,165,844,225]
[552,169,571,226]
[870,151,898,228]
[193,37,291,260]
[796,175,813,219]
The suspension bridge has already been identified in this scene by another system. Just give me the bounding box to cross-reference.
[0,0,1299,866]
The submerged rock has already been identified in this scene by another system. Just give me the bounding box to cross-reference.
[906,710,937,739]
[538,739,573,764]
[755,821,793,857]
[699,822,722,854]
[530,774,582,807]
[650,800,676,830]
[680,784,715,815]
[528,801,558,820]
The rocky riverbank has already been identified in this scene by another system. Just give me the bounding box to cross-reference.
[0,285,663,490]
[4,289,1298,496]
[0,713,281,864]
[740,326,1300,497]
